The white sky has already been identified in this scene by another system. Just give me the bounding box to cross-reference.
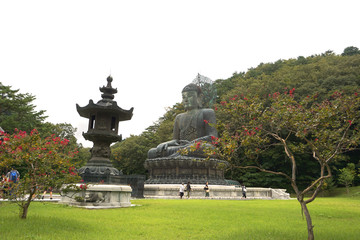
[1,0,359,147]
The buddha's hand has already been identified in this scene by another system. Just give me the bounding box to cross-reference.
[179,140,190,145]
[156,140,179,153]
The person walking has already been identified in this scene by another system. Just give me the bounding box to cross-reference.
[179,183,185,199]
[6,168,20,198]
[241,184,247,199]
[6,168,20,183]
[42,186,53,200]
[204,182,210,197]
[186,182,191,199]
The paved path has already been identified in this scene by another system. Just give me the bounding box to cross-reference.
[0,194,61,202]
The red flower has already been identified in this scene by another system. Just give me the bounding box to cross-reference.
[289,88,295,96]
[204,120,209,124]
[30,129,38,135]
[348,120,352,126]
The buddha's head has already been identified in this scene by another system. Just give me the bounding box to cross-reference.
[182,83,202,110]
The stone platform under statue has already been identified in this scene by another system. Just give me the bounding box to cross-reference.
[144,184,290,200]
[144,156,229,185]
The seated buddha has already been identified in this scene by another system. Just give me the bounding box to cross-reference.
[147,83,218,159]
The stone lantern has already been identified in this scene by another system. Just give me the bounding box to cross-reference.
[76,76,133,183]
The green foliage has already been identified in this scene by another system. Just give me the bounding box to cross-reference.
[111,135,149,175]
[217,51,360,103]
[338,163,357,194]
[0,83,47,133]
[342,46,360,56]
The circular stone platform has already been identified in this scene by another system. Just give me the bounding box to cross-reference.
[144,156,229,184]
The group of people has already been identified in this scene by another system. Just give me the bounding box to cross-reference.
[1,168,53,200]
[178,181,211,199]
[0,168,20,198]
[178,182,247,199]
[179,182,195,199]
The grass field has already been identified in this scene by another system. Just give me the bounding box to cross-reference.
[0,187,359,240]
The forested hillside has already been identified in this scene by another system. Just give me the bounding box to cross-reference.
[111,47,360,190]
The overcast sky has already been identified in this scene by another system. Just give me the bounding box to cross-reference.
[1,0,359,147]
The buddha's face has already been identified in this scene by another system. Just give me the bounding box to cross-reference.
[182,91,199,110]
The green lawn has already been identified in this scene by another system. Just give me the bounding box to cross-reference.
[0,187,359,240]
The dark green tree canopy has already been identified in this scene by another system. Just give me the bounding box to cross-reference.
[342,46,360,56]
[0,83,47,133]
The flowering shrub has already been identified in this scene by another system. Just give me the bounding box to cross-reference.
[0,129,81,219]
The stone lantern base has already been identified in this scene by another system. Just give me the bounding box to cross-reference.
[60,184,132,209]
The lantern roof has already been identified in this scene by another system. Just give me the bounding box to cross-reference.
[76,76,133,121]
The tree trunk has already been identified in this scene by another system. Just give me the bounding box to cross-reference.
[20,195,32,219]
[300,201,314,240]
[21,204,29,219]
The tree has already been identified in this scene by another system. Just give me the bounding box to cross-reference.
[112,135,148,175]
[338,163,356,194]
[0,129,81,219]
[342,46,360,56]
[0,83,47,133]
[208,91,360,240]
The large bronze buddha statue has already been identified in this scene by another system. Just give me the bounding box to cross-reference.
[147,83,217,159]
[145,80,228,184]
